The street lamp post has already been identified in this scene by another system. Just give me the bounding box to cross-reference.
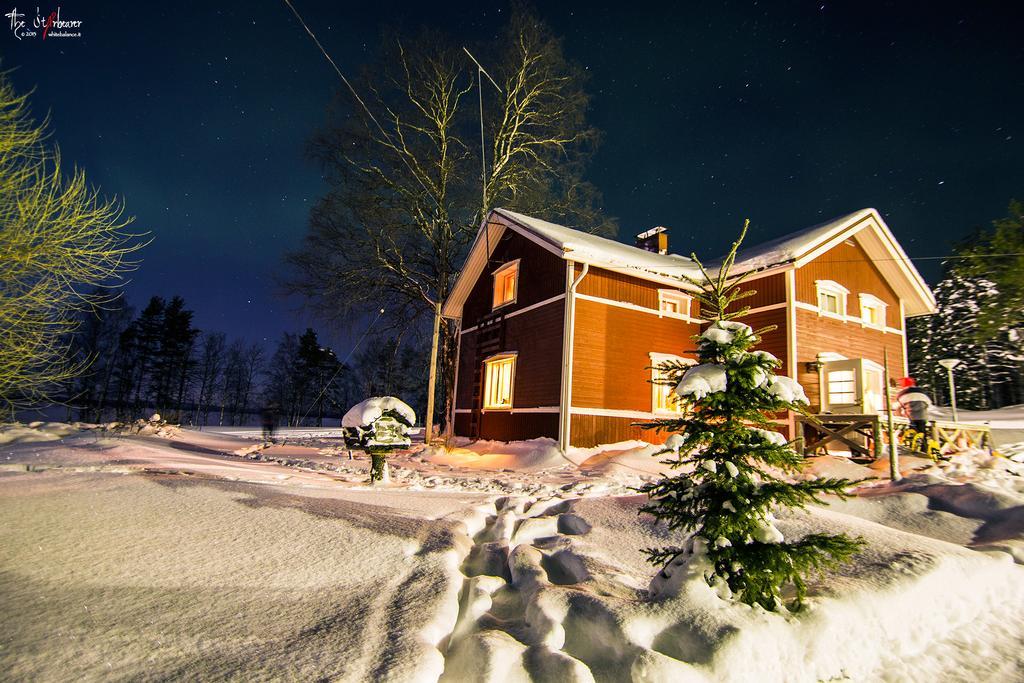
[938,358,962,423]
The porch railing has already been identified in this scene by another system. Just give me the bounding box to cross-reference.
[795,413,992,459]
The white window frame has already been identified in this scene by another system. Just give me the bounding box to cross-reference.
[649,352,695,414]
[492,260,520,310]
[858,293,888,329]
[815,280,849,319]
[482,352,516,410]
[657,289,691,320]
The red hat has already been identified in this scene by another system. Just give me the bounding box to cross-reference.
[899,377,916,388]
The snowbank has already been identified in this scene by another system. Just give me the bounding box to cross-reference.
[0,422,79,445]
[443,493,1024,682]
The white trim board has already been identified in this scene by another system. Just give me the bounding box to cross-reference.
[745,302,787,315]
[575,293,703,323]
[793,301,904,335]
[459,293,566,335]
[569,406,663,420]
[469,406,561,415]
[786,270,798,380]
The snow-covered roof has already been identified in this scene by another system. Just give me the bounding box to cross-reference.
[442,209,701,318]
[708,209,877,273]
[494,209,702,281]
[708,208,936,316]
[442,207,936,319]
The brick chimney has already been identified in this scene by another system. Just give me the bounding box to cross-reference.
[635,226,669,254]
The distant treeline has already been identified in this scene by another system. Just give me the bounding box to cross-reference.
[64,294,428,427]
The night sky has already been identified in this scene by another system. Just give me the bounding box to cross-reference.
[4,1,1022,353]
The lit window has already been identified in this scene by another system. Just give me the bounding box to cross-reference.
[658,290,690,319]
[859,293,887,328]
[492,261,519,309]
[650,352,694,413]
[827,369,856,405]
[815,280,849,317]
[483,354,515,409]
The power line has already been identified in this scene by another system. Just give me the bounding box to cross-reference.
[284,307,386,440]
[281,0,440,210]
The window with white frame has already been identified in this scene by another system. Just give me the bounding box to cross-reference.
[658,290,691,319]
[492,260,519,309]
[815,280,849,317]
[483,354,516,409]
[650,352,694,413]
[859,293,887,328]
[826,369,857,405]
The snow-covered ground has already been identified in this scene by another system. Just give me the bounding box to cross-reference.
[2,422,1023,681]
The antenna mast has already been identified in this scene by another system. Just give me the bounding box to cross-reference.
[463,47,501,213]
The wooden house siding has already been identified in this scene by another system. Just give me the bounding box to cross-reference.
[795,239,903,330]
[572,295,699,411]
[461,229,566,325]
[453,228,567,441]
[794,308,906,411]
[457,411,559,442]
[575,264,692,312]
[455,302,565,409]
[723,272,787,313]
[570,414,665,448]
[738,308,791,377]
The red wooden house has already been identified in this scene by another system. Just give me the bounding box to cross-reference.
[442,208,936,449]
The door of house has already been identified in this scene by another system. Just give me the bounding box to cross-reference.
[823,360,860,413]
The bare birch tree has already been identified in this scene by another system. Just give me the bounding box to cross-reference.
[0,72,145,415]
[285,10,615,434]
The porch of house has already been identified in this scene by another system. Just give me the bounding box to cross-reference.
[796,413,994,460]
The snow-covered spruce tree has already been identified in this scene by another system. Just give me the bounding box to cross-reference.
[639,221,865,611]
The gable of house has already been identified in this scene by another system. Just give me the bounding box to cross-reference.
[453,227,567,441]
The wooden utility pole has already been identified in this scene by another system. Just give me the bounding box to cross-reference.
[423,300,441,443]
[883,349,899,480]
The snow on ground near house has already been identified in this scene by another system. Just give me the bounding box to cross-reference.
[420,437,677,479]
[932,403,1024,430]
[2,423,1024,681]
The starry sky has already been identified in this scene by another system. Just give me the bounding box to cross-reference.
[3,1,1022,352]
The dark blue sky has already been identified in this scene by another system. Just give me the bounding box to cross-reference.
[3,1,1022,352]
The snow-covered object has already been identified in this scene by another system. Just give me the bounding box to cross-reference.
[751,428,789,446]
[342,396,416,429]
[664,433,684,454]
[752,520,785,544]
[748,351,778,388]
[767,375,808,404]
[701,320,754,346]
[749,350,778,364]
[675,363,728,399]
